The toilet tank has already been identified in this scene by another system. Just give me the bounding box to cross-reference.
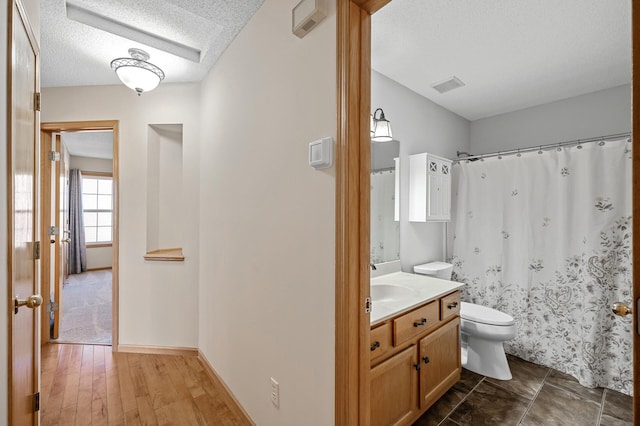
[413,261,453,280]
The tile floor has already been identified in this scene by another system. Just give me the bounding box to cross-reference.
[413,355,633,426]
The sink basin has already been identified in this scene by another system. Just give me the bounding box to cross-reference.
[370,284,416,302]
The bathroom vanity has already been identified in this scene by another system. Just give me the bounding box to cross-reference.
[370,273,464,426]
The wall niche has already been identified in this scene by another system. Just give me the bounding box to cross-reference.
[145,124,185,261]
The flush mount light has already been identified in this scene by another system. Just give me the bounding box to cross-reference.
[371,108,393,142]
[110,48,165,96]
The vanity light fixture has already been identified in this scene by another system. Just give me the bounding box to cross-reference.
[111,48,165,96]
[371,108,393,142]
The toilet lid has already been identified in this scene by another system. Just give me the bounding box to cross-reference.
[460,302,515,326]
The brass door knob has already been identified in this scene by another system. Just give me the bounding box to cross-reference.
[14,294,43,314]
[611,302,632,317]
[61,238,71,243]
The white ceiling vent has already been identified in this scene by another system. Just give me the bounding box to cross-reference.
[431,76,465,94]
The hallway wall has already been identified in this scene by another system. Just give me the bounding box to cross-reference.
[41,84,201,349]
[197,0,336,424]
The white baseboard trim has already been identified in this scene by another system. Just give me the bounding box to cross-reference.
[117,344,198,357]
[198,350,255,425]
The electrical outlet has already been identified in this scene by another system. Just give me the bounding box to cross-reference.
[270,377,279,407]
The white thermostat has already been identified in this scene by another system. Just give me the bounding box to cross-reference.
[292,0,326,39]
[309,137,333,170]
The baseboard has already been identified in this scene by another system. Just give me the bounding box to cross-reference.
[198,350,255,426]
[86,266,113,272]
[117,344,198,357]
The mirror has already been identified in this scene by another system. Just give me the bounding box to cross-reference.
[370,140,400,264]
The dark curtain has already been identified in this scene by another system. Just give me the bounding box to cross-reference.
[68,169,86,274]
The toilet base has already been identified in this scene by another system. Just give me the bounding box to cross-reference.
[461,333,512,380]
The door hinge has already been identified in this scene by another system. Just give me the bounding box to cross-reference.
[33,241,41,260]
[34,92,41,111]
[48,301,59,312]
[48,151,61,161]
[364,296,372,314]
[33,392,40,412]
[48,225,60,236]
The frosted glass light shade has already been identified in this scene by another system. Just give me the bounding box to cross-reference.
[115,65,161,93]
[372,108,393,142]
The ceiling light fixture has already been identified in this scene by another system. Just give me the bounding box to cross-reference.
[371,108,393,142]
[111,48,165,96]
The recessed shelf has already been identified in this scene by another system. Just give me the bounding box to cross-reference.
[144,247,184,262]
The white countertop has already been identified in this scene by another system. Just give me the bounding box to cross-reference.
[370,272,465,326]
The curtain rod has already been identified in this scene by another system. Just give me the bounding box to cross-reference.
[454,132,631,163]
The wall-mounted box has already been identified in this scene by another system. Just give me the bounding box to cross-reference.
[409,153,452,222]
[292,0,326,38]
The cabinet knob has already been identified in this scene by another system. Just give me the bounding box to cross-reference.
[370,341,381,352]
[413,318,427,327]
[423,356,430,364]
[447,302,459,310]
[414,363,421,371]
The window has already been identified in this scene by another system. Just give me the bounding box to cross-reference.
[82,174,112,244]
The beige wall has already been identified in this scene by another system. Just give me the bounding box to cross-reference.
[42,84,201,349]
[197,0,336,424]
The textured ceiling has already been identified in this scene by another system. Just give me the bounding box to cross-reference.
[62,131,113,159]
[41,0,265,88]
[372,0,632,121]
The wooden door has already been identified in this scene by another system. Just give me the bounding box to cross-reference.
[52,138,70,339]
[370,345,417,426]
[9,0,41,423]
[418,318,461,410]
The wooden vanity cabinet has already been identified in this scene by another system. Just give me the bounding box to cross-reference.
[370,291,461,425]
[371,346,418,426]
[419,317,461,410]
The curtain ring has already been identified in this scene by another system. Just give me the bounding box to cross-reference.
[598,138,605,146]
[497,152,502,160]
[556,143,562,151]
[538,146,543,154]
[516,150,521,157]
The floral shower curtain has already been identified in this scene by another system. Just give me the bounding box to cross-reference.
[451,138,633,395]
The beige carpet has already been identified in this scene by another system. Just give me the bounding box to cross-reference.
[57,270,112,345]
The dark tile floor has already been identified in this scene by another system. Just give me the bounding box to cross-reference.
[413,355,633,426]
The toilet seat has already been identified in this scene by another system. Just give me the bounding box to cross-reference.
[460,302,515,326]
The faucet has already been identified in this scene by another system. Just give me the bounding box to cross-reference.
[370,263,377,271]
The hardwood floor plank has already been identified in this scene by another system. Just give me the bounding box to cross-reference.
[75,345,95,425]
[105,349,125,425]
[92,345,109,425]
[41,344,248,426]
[115,352,138,414]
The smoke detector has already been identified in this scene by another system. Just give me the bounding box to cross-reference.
[431,76,465,94]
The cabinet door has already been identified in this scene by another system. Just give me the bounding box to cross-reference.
[371,345,418,426]
[419,318,461,410]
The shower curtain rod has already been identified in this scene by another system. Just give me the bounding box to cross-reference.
[454,131,631,162]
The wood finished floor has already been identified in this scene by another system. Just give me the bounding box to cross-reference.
[41,344,246,425]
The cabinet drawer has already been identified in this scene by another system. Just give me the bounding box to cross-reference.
[370,322,393,364]
[393,301,439,346]
[440,291,461,321]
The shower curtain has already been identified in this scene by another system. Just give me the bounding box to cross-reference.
[451,138,633,395]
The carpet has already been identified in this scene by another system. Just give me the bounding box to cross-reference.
[57,270,112,345]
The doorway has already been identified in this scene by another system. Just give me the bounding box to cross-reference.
[40,121,120,351]
[335,1,638,425]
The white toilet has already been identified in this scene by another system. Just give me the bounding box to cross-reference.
[413,262,517,380]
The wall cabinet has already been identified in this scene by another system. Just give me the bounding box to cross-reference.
[370,291,461,425]
[409,153,452,222]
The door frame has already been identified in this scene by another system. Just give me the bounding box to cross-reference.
[335,0,639,424]
[40,120,120,352]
